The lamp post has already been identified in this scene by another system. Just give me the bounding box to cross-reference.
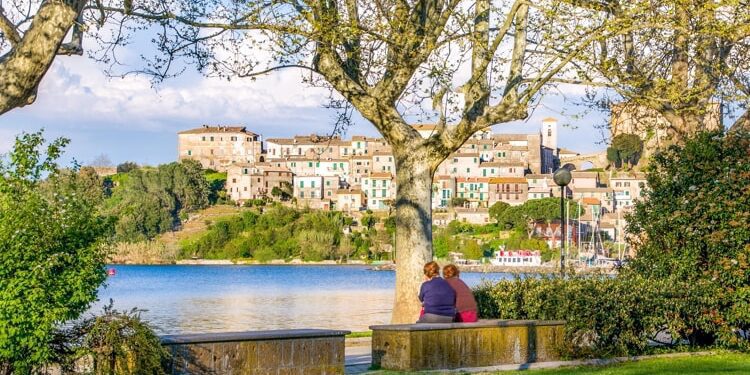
[553,166,572,275]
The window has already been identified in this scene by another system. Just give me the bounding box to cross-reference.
[247,137,251,142]
[299,192,304,198]
[210,136,214,141]
[300,181,304,188]
[466,168,470,173]
[328,191,332,196]
[316,162,320,167]
[232,178,237,183]
[244,187,247,191]
[187,150,192,156]
[326,181,331,186]
[311,192,316,198]
[382,189,386,197]
[547,129,552,136]
[376,157,380,162]
[333,163,337,170]
[311,181,316,188]
[231,136,237,141]
[308,162,313,167]
[202,136,206,141]
[243,168,248,174]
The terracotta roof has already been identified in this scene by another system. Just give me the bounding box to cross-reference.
[257,165,292,173]
[265,138,295,144]
[558,148,580,155]
[542,117,557,122]
[372,151,394,156]
[368,172,393,179]
[434,175,455,180]
[572,187,612,193]
[456,177,490,183]
[581,197,601,205]
[526,174,552,179]
[480,161,525,167]
[336,189,363,194]
[451,152,481,158]
[489,177,527,184]
[611,172,647,180]
[178,126,257,135]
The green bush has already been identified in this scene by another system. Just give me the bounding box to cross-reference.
[0,132,111,373]
[52,301,169,374]
[475,131,750,358]
[474,274,724,358]
[626,130,750,348]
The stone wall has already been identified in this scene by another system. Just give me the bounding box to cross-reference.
[161,329,348,374]
[370,320,564,371]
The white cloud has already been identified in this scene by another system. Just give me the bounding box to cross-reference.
[15,55,332,132]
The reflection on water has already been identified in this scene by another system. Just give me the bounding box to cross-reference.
[93,265,512,334]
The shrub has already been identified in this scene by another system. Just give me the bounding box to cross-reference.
[52,301,169,374]
[627,130,750,348]
[474,274,725,358]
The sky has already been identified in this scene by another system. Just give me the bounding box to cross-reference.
[0,54,610,167]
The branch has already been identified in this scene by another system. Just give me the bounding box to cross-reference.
[0,7,21,46]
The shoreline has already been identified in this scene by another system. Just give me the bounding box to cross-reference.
[108,259,615,274]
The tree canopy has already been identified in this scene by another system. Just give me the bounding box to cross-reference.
[0,132,110,373]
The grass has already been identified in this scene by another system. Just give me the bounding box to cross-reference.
[493,352,750,374]
[377,352,750,374]
[346,330,372,338]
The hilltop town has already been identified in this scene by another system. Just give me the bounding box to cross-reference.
[177,119,647,251]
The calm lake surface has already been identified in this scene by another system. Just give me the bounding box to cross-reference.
[93,265,514,334]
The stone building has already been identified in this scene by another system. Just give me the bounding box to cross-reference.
[226,163,293,204]
[178,125,262,171]
[363,172,396,211]
[489,177,528,206]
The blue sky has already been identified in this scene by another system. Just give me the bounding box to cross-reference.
[0,55,610,166]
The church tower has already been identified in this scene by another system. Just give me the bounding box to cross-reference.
[541,117,558,151]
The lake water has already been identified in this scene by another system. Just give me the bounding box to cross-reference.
[93,265,514,334]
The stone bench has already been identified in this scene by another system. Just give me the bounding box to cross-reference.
[161,329,349,374]
[370,319,565,371]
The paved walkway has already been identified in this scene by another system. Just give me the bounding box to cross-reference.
[345,338,373,374]
[343,340,713,374]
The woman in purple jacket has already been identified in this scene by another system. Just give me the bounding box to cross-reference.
[417,261,456,323]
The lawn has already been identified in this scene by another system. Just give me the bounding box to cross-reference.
[495,352,750,375]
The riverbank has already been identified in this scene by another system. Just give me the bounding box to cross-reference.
[110,259,615,275]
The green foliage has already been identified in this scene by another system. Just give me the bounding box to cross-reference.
[608,134,644,169]
[626,131,750,347]
[497,198,583,232]
[108,159,210,242]
[205,171,227,204]
[450,197,467,207]
[116,162,139,174]
[360,214,378,229]
[461,239,484,260]
[474,274,723,358]
[52,301,169,374]
[0,132,110,373]
[488,201,510,222]
[475,131,750,359]
[180,206,347,261]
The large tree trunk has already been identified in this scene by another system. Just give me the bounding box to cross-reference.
[0,0,83,116]
[390,148,435,323]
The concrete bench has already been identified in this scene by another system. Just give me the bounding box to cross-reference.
[161,329,350,374]
[370,320,565,371]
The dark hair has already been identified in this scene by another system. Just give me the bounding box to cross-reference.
[423,261,440,278]
[443,264,459,279]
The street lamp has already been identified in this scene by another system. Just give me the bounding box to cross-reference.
[553,165,573,275]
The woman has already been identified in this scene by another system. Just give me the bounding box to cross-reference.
[417,261,456,323]
[443,264,478,322]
